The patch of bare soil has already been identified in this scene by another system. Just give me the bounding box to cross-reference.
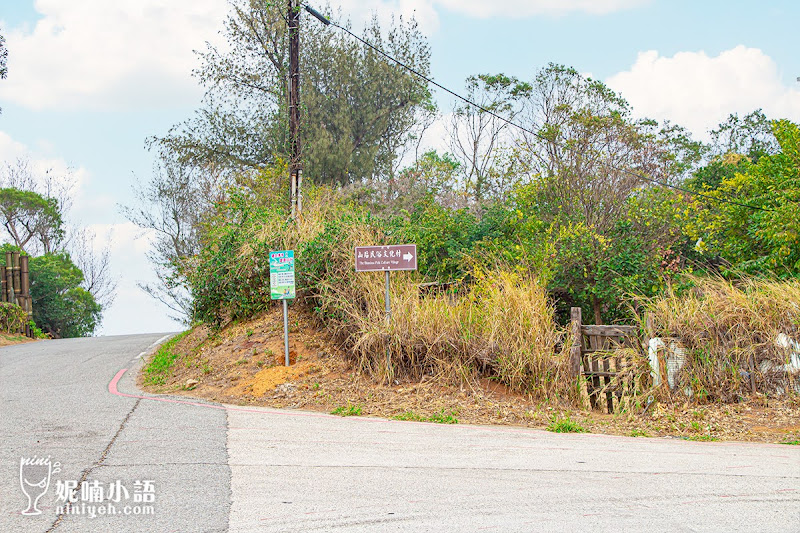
[140,306,800,445]
[0,333,39,347]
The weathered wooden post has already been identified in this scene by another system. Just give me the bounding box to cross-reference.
[569,307,582,379]
[0,266,6,302]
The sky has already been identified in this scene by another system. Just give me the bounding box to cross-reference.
[0,0,799,335]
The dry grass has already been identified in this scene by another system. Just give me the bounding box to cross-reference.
[643,276,800,402]
[320,265,567,399]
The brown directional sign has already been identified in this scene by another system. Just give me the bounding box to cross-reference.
[355,244,417,272]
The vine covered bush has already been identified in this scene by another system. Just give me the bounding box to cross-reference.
[0,302,27,334]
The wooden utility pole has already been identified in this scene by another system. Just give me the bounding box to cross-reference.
[288,0,302,216]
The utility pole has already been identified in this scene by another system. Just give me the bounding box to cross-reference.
[288,0,302,216]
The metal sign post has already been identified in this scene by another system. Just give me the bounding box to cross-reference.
[270,250,296,366]
[385,269,391,369]
[354,245,418,376]
[282,300,290,366]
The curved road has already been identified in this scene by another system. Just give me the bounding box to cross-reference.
[1,334,798,532]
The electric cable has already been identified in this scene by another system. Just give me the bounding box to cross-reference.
[304,4,772,212]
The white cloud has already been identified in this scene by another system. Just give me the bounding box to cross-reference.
[0,130,88,197]
[331,0,440,35]
[317,0,646,36]
[433,0,648,18]
[607,46,800,140]
[0,131,29,160]
[88,221,154,256]
[0,0,652,112]
[0,0,228,111]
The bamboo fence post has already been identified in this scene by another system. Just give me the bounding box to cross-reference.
[0,266,5,302]
[11,251,20,303]
[20,255,31,336]
[5,256,15,304]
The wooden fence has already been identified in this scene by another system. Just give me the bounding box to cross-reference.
[1,251,34,337]
[569,307,639,413]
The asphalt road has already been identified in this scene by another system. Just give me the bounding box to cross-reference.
[1,335,799,532]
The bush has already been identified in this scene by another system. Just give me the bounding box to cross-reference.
[0,302,27,333]
[303,210,567,395]
[188,186,344,325]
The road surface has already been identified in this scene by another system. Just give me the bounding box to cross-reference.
[1,335,798,532]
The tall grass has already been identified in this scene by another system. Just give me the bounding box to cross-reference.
[644,276,800,401]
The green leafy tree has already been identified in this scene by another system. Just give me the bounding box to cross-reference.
[0,187,64,253]
[150,0,431,185]
[29,253,101,338]
[516,65,663,232]
[710,109,780,162]
[687,119,800,277]
[302,13,433,184]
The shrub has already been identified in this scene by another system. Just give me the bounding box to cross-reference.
[0,302,27,333]
[188,186,345,325]
[312,248,568,397]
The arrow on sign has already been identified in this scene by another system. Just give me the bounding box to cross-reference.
[403,252,413,262]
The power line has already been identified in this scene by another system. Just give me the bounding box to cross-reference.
[304,4,771,213]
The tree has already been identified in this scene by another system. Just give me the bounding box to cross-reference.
[67,227,117,310]
[123,157,228,321]
[378,150,461,211]
[0,188,63,253]
[0,158,78,255]
[687,119,800,277]
[29,252,101,338]
[301,13,432,184]
[507,64,686,323]
[710,109,780,162]
[449,73,531,204]
[149,0,431,186]
[0,159,116,322]
[516,65,662,231]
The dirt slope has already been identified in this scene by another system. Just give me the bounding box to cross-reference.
[140,305,800,444]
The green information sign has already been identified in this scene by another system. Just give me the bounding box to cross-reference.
[269,250,295,300]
